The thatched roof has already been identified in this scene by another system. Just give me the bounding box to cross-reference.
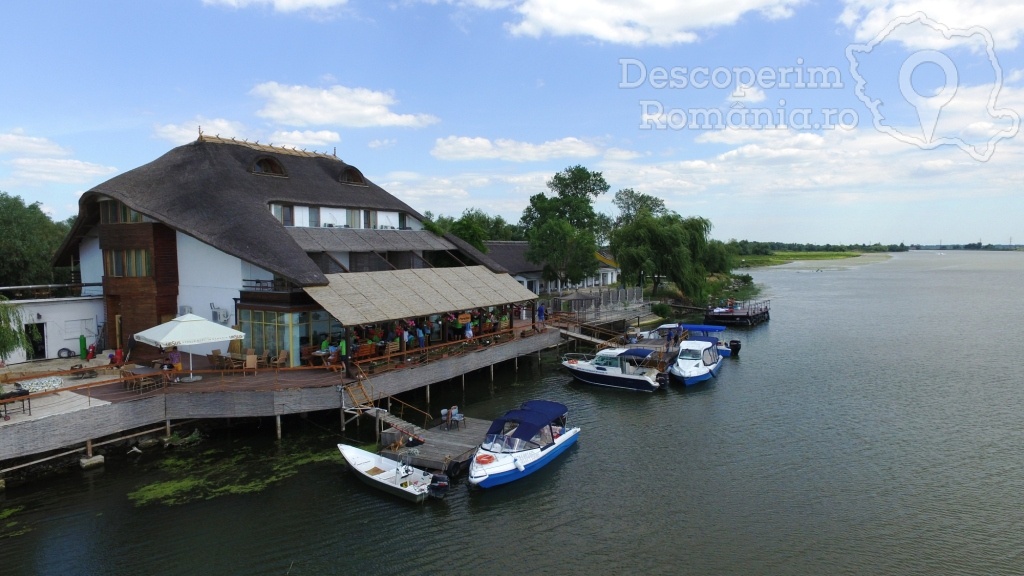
[305,266,536,325]
[53,136,502,284]
[482,241,541,275]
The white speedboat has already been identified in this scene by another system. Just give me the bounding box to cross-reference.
[338,444,449,503]
[678,324,741,357]
[667,339,722,386]
[468,400,579,489]
[561,347,662,392]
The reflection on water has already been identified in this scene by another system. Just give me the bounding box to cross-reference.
[2,251,1023,576]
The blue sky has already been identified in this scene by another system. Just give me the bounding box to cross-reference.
[1,0,1021,245]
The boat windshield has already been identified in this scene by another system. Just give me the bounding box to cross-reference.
[677,349,702,360]
[481,433,540,454]
[592,354,620,367]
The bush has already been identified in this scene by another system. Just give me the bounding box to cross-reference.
[651,303,672,318]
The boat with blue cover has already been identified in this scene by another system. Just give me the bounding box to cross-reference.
[561,347,662,392]
[678,324,741,357]
[468,400,580,489]
[667,339,723,386]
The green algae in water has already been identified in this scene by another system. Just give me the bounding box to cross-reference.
[0,506,31,539]
[128,442,341,507]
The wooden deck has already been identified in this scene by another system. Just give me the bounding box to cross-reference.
[704,299,771,326]
[379,415,490,474]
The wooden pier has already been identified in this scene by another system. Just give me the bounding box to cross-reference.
[377,411,490,475]
[704,299,770,326]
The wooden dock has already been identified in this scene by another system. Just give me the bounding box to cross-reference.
[704,299,770,326]
[378,413,490,475]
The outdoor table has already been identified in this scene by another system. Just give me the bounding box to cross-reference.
[310,350,329,366]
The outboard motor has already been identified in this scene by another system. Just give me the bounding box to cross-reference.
[729,339,742,356]
[428,474,451,499]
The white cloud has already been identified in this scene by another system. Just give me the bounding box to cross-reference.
[368,139,397,149]
[8,158,118,184]
[252,82,439,128]
[431,135,602,161]
[0,130,69,157]
[202,0,349,12]
[728,85,767,103]
[840,1,1024,50]
[505,0,805,46]
[154,117,252,144]
[267,129,340,148]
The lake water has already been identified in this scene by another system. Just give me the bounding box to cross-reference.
[2,250,1023,575]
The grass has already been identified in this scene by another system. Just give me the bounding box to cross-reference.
[736,251,862,267]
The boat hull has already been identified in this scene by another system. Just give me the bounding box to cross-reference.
[562,363,659,392]
[667,357,723,386]
[469,429,580,488]
[338,444,443,504]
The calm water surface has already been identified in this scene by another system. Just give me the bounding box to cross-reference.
[2,250,1023,575]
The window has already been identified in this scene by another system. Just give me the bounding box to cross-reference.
[253,157,286,176]
[363,210,377,229]
[308,207,320,228]
[271,204,294,226]
[339,167,366,185]
[104,249,152,277]
[99,200,144,224]
[398,213,407,229]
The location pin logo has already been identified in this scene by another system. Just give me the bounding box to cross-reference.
[898,50,958,143]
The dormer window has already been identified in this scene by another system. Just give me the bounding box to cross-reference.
[339,167,366,185]
[253,157,286,176]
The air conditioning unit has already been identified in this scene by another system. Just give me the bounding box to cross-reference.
[323,223,334,227]
[211,308,230,324]
[178,305,193,316]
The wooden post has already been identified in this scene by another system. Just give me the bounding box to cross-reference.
[275,415,282,440]
[86,439,93,458]
[515,356,518,371]
[490,364,494,381]
[340,407,345,433]
[426,383,430,404]
[375,409,380,444]
[165,419,171,437]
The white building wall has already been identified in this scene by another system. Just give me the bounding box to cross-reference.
[175,232,254,354]
[376,211,401,229]
[2,297,105,364]
[321,208,346,227]
[327,251,350,270]
[79,235,104,296]
[294,206,310,227]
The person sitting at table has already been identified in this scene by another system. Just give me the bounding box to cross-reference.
[320,336,330,352]
[167,347,183,371]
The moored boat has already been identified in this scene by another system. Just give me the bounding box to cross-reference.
[338,444,450,503]
[468,399,580,489]
[667,339,722,386]
[678,323,741,356]
[561,347,662,392]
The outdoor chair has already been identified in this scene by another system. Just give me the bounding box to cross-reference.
[242,354,258,376]
[257,350,270,368]
[270,349,289,368]
[448,405,464,428]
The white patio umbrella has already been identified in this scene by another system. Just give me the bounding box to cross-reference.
[133,313,244,381]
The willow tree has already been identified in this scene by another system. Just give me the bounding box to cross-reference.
[0,296,30,364]
[610,213,712,299]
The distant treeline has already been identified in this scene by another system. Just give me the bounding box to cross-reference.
[913,243,1018,251]
[727,240,909,255]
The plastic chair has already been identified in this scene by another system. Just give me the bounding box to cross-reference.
[242,354,258,376]
[449,406,465,430]
[440,408,450,430]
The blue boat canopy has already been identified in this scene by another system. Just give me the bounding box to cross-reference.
[485,400,568,441]
[680,324,726,333]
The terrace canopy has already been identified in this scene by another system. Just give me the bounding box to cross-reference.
[303,266,537,326]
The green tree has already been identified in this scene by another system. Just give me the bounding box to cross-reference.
[0,192,70,287]
[519,165,609,232]
[525,219,598,292]
[610,213,712,299]
[0,296,31,363]
[520,166,607,287]
[612,188,667,226]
